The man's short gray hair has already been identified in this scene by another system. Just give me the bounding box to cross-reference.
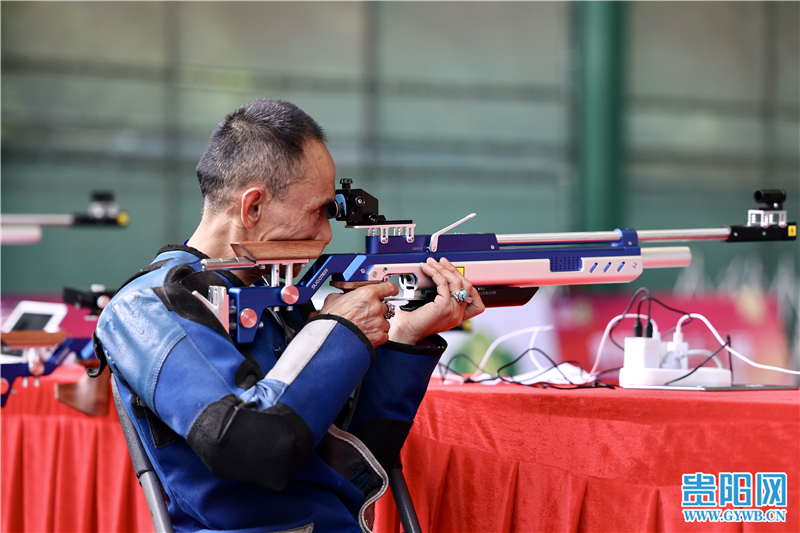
[196,99,327,214]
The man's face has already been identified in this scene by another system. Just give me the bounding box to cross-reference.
[257,139,335,244]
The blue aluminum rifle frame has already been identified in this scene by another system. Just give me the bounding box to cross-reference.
[0,337,92,407]
[225,228,646,345]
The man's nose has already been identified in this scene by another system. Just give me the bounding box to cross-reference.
[315,217,332,244]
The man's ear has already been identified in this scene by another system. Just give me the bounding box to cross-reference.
[240,187,268,229]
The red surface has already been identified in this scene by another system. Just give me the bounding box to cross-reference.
[1,365,153,533]
[374,380,800,533]
[2,368,797,532]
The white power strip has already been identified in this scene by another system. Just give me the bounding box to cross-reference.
[619,336,732,388]
[619,367,731,387]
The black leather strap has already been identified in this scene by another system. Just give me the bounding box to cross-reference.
[86,332,108,378]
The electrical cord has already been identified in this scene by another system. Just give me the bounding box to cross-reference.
[629,294,696,339]
[438,354,495,383]
[635,291,654,337]
[469,324,555,379]
[663,339,730,386]
[609,288,650,350]
[590,313,660,375]
[638,296,695,338]
[438,354,471,382]
[595,366,623,377]
[728,336,734,385]
[675,313,800,375]
[497,347,614,389]
[441,347,616,390]
[661,349,725,369]
[594,293,797,383]
[496,347,579,385]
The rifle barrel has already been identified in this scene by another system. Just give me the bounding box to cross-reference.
[637,228,731,242]
[641,247,692,269]
[496,228,731,245]
[1,214,75,226]
[497,231,620,244]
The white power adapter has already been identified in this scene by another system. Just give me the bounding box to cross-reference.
[663,330,688,370]
[619,329,732,388]
[622,337,663,369]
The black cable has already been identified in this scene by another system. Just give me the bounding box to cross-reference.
[438,354,479,383]
[540,380,616,390]
[595,366,623,377]
[633,296,695,338]
[496,347,578,385]
[499,362,573,385]
[637,295,694,337]
[727,335,734,385]
[440,347,617,390]
[663,339,730,386]
[609,287,651,350]
[636,293,654,337]
[497,348,616,390]
[494,349,535,379]
[438,354,512,384]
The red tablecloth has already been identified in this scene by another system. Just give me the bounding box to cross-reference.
[3,368,798,532]
[1,366,153,533]
[373,381,799,532]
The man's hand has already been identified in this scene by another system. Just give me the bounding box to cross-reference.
[320,282,399,348]
[389,257,486,346]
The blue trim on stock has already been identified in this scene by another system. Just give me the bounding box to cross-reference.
[364,233,500,254]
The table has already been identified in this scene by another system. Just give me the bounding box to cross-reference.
[3,369,797,532]
[1,365,152,533]
[373,381,799,532]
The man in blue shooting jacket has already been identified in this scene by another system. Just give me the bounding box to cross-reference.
[96,99,485,533]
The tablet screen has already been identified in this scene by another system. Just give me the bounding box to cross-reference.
[11,313,54,331]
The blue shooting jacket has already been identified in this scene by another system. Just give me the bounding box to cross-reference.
[95,246,445,533]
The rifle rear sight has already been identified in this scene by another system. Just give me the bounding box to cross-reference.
[327,178,415,244]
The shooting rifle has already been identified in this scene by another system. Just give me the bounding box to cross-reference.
[0,289,114,412]
[0,191,129,244]
[198,181,796,346]
[0,331,94,409]
[0,190,128,409]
